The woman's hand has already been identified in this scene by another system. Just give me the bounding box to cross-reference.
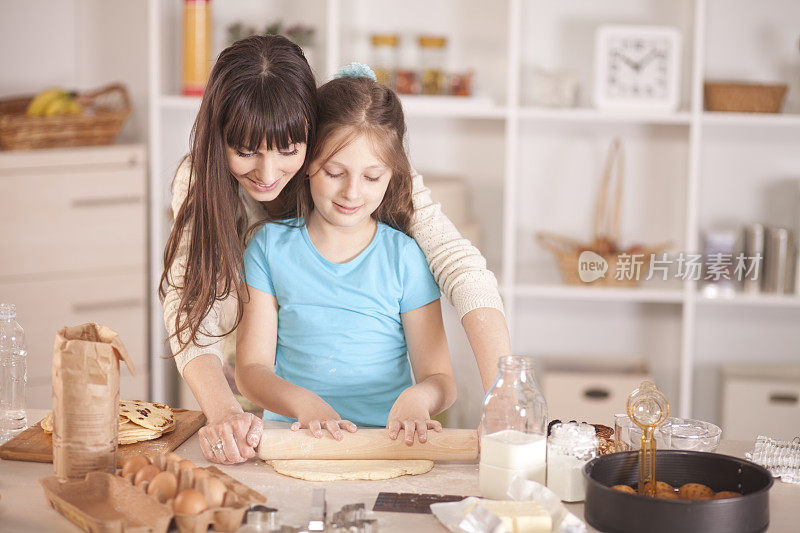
[198,411,263,464]
[291,397,357,440]
[386,387,443,445]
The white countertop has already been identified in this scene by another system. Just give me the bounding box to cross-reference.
[1,409,798,532]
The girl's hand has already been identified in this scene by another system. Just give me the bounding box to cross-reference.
[199,411,263,465]
[291,399,357,440]
[386,388,443,445]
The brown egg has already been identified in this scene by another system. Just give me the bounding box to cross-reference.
[174,489,208,515]
[678,483,714,500]
[147,471,178,502]
[202,477,228,507]
[134,464,162,487]
[177,459,196,471]
[713,491,742,499]
[611,484,636,494]
[121,455,150,478]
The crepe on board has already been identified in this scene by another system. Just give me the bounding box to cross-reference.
[40,400,175,445]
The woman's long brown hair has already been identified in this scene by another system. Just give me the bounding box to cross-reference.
[159,35,317,355]
[298,76,414,235]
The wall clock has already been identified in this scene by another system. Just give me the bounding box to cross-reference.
[594,25,682,112]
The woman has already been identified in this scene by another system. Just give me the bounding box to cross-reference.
[160,35,510,465]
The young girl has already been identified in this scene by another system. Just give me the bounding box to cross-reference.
[235,67,457,443]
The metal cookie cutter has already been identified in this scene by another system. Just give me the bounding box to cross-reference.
[308,488,327,531]
[329,503,378,532]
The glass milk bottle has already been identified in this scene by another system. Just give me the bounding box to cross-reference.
[480,355,547,499]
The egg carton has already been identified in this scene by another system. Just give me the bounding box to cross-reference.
[40,471,173,533]
[119,452,267,533]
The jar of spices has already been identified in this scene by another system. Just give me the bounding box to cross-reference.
[479,355,548,499]
[449,71,473,97]
[418,35,447,95]
[546,422,598,502]
[370,34,399,88]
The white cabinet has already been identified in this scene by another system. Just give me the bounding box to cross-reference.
[0,144,148,409]
[721,364,800,442]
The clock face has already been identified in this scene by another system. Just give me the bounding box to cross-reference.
[594,25,682,111]
[605,37,671,100]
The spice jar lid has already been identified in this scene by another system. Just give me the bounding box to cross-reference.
[372,34,399,46]
[418,35,447,48]
[0,303,17,319]
[549,422,598,447]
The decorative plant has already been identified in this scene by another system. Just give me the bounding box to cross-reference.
[264,21,283,36]
[285,24,316,47]
[225,20,317,49]
[226,22,258,46]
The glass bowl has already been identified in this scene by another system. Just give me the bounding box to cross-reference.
[614,416,721,453]
[663,417,722,452]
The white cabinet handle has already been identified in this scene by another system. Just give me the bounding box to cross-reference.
[71,196,142,208]
[72,298,142,313]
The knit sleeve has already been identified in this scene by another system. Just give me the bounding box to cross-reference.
[162,158,226,377]
[408,170,505,319]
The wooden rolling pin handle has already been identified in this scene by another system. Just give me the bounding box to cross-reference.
[258,428,478,461]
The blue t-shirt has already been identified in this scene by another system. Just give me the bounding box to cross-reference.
[243,218,440,427]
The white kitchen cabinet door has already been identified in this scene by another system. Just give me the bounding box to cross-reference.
[722,378,800,442]
[0,166,145,277]
[0,270,148,409]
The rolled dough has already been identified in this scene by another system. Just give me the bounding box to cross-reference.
[268,459,434,481]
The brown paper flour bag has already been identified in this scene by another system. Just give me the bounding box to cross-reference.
[52,323,135,480]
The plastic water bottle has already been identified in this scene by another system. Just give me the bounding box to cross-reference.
[0,303,27,438]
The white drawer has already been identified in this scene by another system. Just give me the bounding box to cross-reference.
[0,166,145,277]
[722,378,800,441]
[542,371,652,427]
[0,270,148,397]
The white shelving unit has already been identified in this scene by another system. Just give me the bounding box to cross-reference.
[148,0,800,426]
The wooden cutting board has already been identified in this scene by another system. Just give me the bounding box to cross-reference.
[0,409,205,467]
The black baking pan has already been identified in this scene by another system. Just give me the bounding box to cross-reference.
[583,450,773,533]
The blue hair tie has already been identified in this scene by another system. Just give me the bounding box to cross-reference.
[334,62,377,82]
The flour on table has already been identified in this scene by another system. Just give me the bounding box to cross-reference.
[268,459,434,481]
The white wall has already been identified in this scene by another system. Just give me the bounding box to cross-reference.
[0,0,148,143]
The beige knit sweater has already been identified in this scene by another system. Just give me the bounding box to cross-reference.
[163,158,505,377]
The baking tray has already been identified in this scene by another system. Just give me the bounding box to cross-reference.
[583,450,773,533]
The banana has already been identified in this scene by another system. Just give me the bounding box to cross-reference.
[66,99,82,115]
[26,88,67,116]
[43,95,72,117]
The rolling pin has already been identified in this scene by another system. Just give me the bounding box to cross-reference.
[257,428,478,461]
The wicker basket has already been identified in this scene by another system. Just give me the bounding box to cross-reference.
[704,82,788,113]
[537,139,669,287]
[0,83,131,150]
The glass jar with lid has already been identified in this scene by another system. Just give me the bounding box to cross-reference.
[418,35,447,95]
[479,355,548,499]
[370,33,398,88]
[546,422,598,502]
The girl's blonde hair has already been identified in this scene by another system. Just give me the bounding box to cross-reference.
[299,76,414,235]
